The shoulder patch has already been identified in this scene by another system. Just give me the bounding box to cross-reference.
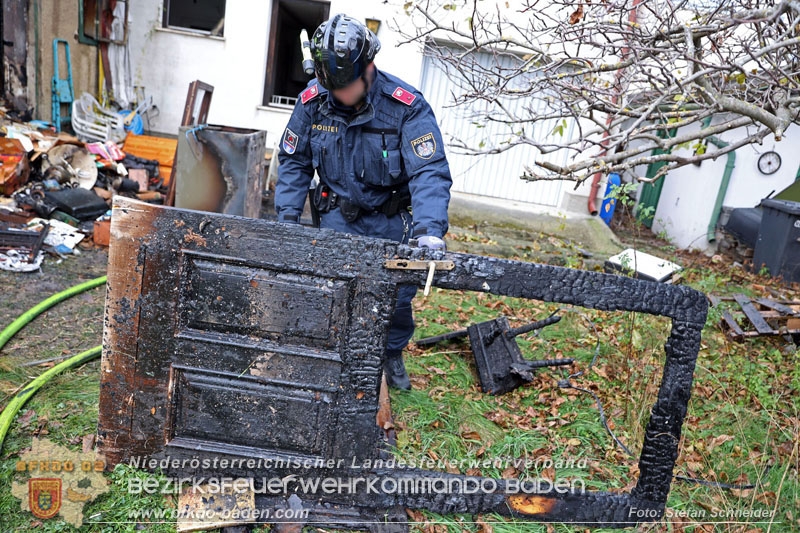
[411,132,436,159]
[282,128,298,154]
[300,84,320,104]
[391,87,416,106]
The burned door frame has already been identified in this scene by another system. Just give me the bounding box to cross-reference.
[99,197,707,529]
[2,0,29,113]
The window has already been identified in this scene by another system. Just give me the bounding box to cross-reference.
[79,0,128,45]
[163,0,226,36]
[263,0,330,108]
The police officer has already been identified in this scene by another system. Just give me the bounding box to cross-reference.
[274,14,452,390]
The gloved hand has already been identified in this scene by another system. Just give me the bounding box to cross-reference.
[416,235,446,250]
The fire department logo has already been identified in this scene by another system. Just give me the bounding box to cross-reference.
[29,478,62,519]
[283,128,298,154]
[12,437,109,527]
[411,132,436,159]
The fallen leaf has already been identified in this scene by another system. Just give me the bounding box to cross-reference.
[18,409,35,428]
[477,516,494,533]
[82,433,96,453]
[569,5,584,24]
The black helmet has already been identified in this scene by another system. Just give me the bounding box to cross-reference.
[310,14,381,90]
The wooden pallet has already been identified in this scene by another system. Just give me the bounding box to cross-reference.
[711,293,800,341]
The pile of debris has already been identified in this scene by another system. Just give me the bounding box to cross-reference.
[0,106,176,272]
[712,291,800,343]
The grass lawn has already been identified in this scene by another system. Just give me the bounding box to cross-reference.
[0,220,797,532]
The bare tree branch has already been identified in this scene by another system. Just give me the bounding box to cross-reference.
[392,0,800,184]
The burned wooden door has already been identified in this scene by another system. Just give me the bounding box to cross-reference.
[99,197,708,530]
[99,198,396,469]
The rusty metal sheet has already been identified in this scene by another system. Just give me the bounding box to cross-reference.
[174,125,266,217]
[98,196,708,529]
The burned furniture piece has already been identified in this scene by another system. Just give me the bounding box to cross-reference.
[173,124,267,218]
[0,223,48,261]
[98,197,707,530]
[416,314,573,395]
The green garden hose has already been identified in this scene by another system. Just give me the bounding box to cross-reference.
[0,275,106,352]
[0,345,101,451]
[0,275,107,451]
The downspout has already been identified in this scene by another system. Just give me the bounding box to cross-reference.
[703,116,736,242]
[588,0,642,215]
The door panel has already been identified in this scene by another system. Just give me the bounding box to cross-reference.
[101,200,396,468]
[166,364,334,456]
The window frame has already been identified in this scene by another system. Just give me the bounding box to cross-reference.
[78,0,129,46]
[162,0,227,37]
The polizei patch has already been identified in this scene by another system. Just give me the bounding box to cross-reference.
[411,132,436,159]
[282,128,298,154]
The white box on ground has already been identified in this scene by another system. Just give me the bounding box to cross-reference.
[605,248,682,283]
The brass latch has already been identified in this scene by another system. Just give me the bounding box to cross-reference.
[383,259,454,296]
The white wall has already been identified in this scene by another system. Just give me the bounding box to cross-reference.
[128,1,425,149]
[647,120,799,253]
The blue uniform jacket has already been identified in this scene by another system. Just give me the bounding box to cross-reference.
[274,68,452,239]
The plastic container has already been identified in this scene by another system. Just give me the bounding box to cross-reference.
[752,199,800,282]
[724,207,762,248]
[599,173,621,226]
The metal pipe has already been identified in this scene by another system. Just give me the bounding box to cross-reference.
[702,117,736,242]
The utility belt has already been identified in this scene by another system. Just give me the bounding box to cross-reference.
[311,182,411,223]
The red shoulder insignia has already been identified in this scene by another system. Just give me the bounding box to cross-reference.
[300,84,320,104]
[391,87,416,105]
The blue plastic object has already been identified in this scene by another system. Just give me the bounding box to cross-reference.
[29,120,54,130]
[51,39,74,133]
[599,172,621,226]
[117,110,144,135]
[42,179,61,191]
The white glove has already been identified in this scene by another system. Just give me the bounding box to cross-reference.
[417,235,446,250]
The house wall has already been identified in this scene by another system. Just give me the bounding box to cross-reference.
[127,0,425,148]
[27,0,99,123]
[643,119,800,253]
[123,0,606,217]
